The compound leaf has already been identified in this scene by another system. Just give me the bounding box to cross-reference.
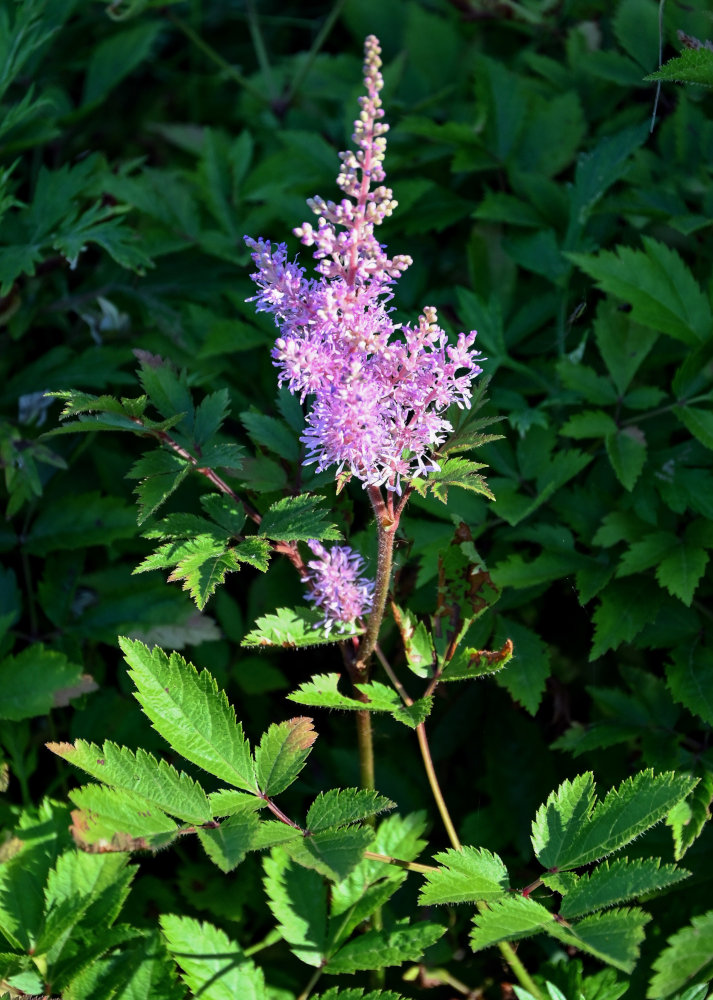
[119,638,256,792]
[419,846,510,905]
[647,910,713,998]
[559,858,689,919]
[306,789,395,834]
[161,915,266,1000]
[259,495,341,542]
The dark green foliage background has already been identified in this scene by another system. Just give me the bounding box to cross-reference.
[1,0,712,997]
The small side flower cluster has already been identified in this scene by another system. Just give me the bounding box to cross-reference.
[304,541,374,635]
[245,35,482,495]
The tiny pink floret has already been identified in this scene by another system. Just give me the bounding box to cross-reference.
[245,35,482,495]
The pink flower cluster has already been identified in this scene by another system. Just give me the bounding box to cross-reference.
[245,36,482,494]
[304,541,374,635]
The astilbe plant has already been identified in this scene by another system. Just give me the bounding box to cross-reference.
[35,33,709,1000]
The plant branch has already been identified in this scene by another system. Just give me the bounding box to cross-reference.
[363,850,437,874]
[168,14,265,102]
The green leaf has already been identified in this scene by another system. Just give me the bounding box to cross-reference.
[197,810,261,873]
[324,920,445,974]
[569,238,712,344]
[645,47,713,88]
[568,124,648,232]
[285,827,375,883]
[243,608,362,648]
[675,406,713,451]
[561,410,619,439]
[126,450,191,525]
[558,858,689,919]
[616,531,677,577]
[241,410,300,462]
[606,427,647,491]
[390,696,433,728]
[25,492,136,556]
[193,388,230,446]
[307,790,395,834]
[591,578,663,659]
[412,456,494,503]
[419,847,510,905]
[287,673,400,713]
[259,494,342,543]
[556,361,618,406]
[557,908,650,973]
[83,22,163,105]
[233,537,272,573]
[392,607,435,679]
[137,356,194,429]
[254,718,317,797]
[0,646,83,721]
[166,536,240,610]
[263,849,329,967]
[647,910,713,998]
[259,495,342,542]
[532,771,698,871]
[656,542,709,605]
[667,772,713,861]
[666,645,713,727]
[470,895,557,949]
[439,640,514,682]
[68,785,179,850]
[208,789,264,818]
[46,740,211,824]
[493,618,549,714]
[200,494,246,536]
[161,915,267,1000]
[119,638,257,792]
[314,990,405,1000]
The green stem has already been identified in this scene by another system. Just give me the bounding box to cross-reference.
[358,486,396,669]
[376,650,544,999]
[246,0,277,101]
[244,928,283,957]
[355,708,375,792]
[168,14,265,102]
[297,965,324,1000]
[287,0,349,104]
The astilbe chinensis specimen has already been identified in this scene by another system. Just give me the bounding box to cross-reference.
[245,35,482,500]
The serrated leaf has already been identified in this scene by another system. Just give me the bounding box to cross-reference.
[254,718,316,796]
[307,789,395,834]
[559,858,689,919]
[419,847,510,905]
[470,895,556,950]
[25,492,136,556]
[232,536,272,572]
[656,542,709,605]
[647,910,713,998]
[561,410,619,439]
[263,849,329,967]
[439,639,514,682]
[532,771,698,871]
[208,789,264,818]
[0,646,83,721]
[556,908,650,973]
[199,493,246,535]
[197,810,261,872]
[193,388,230,446]
[68,785,179,849]
[412,456,494,503]
[606,427,647,491]
[46,740,211,824]
[241,410,300,461]
[675,405,713,451]
[119,638,256,792]
[161,915,267,1000]
[493,618,549,714]
[616,531,677,577]
[392,606,435,679]
[286,826,375,882]
[137,357,194,430]
[126,450,191,525]
[287,673,400,713]
[166,536,239,609]
[646,47,713,87]
[569,238,712,344]
[391,696,433,728]
[666,645,713,727]
[314,988,405,1000]
[667,772,713,861]
[259,494,341,542]
[243,608,362,648]
[591,578,663,659]
[324,920,445,973]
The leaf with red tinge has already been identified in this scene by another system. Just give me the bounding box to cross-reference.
[253,717,317,797]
